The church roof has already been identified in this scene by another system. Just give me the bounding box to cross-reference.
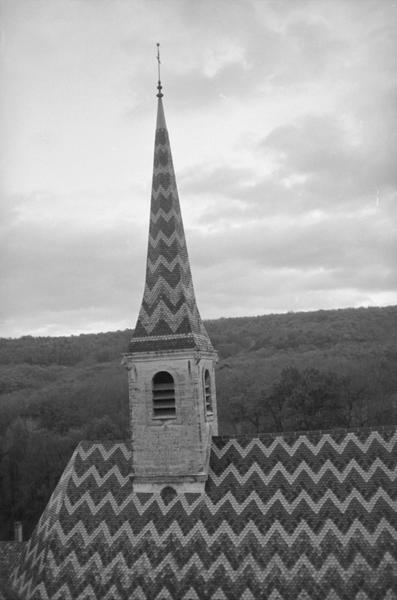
[129,87,213,354]
[11,427,397,599]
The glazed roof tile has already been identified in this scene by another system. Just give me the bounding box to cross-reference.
[129,97,213,354]
[11,427,397,599]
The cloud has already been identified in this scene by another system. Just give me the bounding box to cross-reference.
[262,108,397,191]
[0,197,147,336]
[181,95,397,224]
[189,208,396,269]
[2,0,397,336]
[186,205,397,321]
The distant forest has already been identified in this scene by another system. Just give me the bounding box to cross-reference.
[0,305,396,540]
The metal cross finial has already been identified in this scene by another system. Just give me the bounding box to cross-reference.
[156,43,163,98]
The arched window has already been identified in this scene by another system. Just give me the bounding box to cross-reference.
[204,369,213,415]
[152,371,176,419]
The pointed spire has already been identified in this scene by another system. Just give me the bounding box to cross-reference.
[129,48,213,353]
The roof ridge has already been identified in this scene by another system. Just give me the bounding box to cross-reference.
[213,424,397,442]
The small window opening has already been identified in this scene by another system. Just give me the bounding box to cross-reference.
[152,371,176,419]
[204,370,213,415]
[160,485,177,504]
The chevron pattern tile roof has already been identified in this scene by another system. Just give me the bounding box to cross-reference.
[11,428,397,599]
[129,98,213,354]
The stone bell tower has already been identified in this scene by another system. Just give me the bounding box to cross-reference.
[124,49,218,493]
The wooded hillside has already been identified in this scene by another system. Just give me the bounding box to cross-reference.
[0,305,396,540]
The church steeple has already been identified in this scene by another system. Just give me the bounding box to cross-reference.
[125,47,218,493]
[129,47,213,355]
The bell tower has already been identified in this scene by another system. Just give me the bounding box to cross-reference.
[124,46,218,493]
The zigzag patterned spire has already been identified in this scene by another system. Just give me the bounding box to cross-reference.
[129,93,213,352]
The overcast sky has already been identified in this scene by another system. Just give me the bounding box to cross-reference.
[1,0,396,338]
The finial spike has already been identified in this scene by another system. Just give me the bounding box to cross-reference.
[156,43,163,98]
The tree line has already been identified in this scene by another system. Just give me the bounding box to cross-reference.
[0,305,396,539]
